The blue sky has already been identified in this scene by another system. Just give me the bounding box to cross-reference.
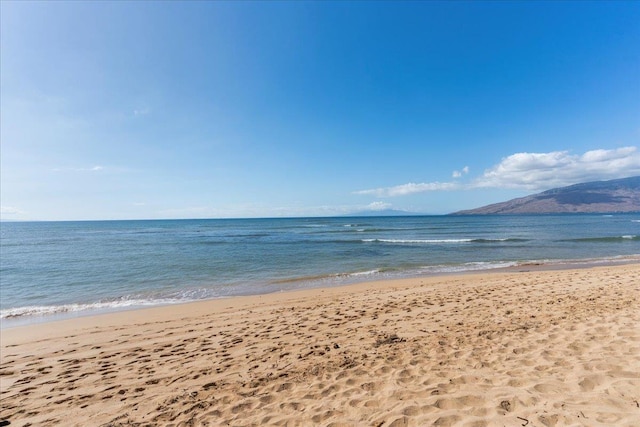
[1,1,639,220]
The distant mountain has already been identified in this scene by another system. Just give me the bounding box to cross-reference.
[452,176,640,215]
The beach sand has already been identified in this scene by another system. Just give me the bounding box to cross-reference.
[1,264,639,426]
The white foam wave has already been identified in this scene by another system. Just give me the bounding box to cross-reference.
[519,254,640,267]
[362,237,524,244]
[0,296,199,320]
[346,269,381,277]
[420,261,520,274]
[362,238,474,244]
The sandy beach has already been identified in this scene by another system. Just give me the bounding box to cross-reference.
[1,264,639,426]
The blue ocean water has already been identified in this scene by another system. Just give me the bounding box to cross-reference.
[1,214,639,326]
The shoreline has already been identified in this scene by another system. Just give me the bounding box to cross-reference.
[2,264,639,426]
[0,263,640,427]
[3,254,639,330]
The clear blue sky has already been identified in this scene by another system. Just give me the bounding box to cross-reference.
[2,1,639,220]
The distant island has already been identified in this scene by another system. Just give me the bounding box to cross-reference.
[452,176,640,215]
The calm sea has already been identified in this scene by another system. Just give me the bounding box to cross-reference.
[1,214,639,326]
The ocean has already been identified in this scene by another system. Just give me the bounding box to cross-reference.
[1,214,639,327]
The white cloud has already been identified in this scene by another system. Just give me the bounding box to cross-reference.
[158,204,367,219]
[134,108,150,116]
[52,165,105,172]
[474,146,640,190]
[353,146,639,198]
[366,201,392,211]
[1,206,24,216]
[355,182,459,197]
[452,166,469,178]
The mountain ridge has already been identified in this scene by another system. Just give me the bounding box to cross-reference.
[452,176,640,215]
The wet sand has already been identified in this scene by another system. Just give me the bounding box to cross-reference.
[1,264,639,426]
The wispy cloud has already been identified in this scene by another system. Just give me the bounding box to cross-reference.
[355,146,640,197]
[157,202,403,219]
[133,108,150,116]
[52,165,105,172]
[452,166,469,178]
[366,201,392,211]
[0,206,24,216]
[354,181,459,197]
[474,146,640,190]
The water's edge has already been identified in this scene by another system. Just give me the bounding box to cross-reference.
[3,255,638,329]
